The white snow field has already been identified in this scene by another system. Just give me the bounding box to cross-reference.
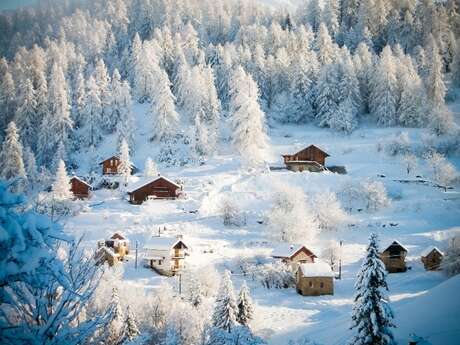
[65,103,460,345]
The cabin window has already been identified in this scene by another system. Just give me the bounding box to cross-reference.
[309,281,313,288]
[159,260,163,265]
[111,159,115,166]
[320,282,324,289]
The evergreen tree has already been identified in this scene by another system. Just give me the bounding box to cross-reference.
[369,46,398,126]
[349,233,396,345]
[51,160,72,200]
[113,77,135,150]
[426,37,447,110]
[212,270,238,333]
[229,66,268,168]
[0,71,15,133]
[72,70,86,129]
[118,139,132,186]
[23,146,37,185]
[144,157,158,177]
[82,75,103,147]
[0,122,27,183]
[94,58,112,132]
[315,64,340,128]
[316,24,336,66]
[15,77,37,150]
[124,305,140,341]
[108,287,125,345]
[237,281,254,328]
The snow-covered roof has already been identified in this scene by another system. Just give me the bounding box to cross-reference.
[110,232,128,241]
[99,155,137,168]
[272,244,317,259]
[70,175,92,187]
[97,246,118,258]
[299,261,334,277]
[143,237,188,251]
[283,145,330,157]
[127,176,181,193]
[420,246,443,257]
[143,255,165,260]
[382,240,408,253]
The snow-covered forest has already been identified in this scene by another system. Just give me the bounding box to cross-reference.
[1,0,460,344]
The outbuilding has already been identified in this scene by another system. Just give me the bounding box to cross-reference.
[421,246,443,271]
[127,176,182,204]
[296,261,334,296]
[379,240,408,273]
[70,176,92,199]
[99,155,137,175]
[282,145,330,172]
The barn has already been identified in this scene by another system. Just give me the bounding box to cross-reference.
[127,176,182,204]
[70,176,92,199]
[421,246,443,271]
[99,155,137,175]
[282,145,330,172]
[379,240,408,273]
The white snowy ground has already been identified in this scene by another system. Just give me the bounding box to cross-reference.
[66,103,460,345]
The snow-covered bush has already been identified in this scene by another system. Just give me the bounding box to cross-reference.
[266,183,318,242]
[442,236,460,277]
[320,240,341,271]
[425,151,459,189]
[254,261,295,289]
[220,196,246,227]
[402,153,417,176]
[35,191,82,218]
[313,191,350,231]
[384,131,411,156]
[338,180,390,212]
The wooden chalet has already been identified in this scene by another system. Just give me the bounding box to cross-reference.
[272,244,318,270]
[127,176,182,204]
[379,240,408,273]
[70,176,92,199]
[296,261,334,296]
[142,236,188,276]
[421,246,443,271]
[282,145,330,172]
[99,155,137,175]
[96,232,130,266]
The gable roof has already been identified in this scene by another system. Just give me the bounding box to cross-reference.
[110,232,127,240]
[272,244,317,260]
[127,176,181,193]
[298,260,334,277]
[421,246,443,257]
[283,145,330,158]
[382,240,408,253]
[70,176,92,187]
[143,237,188,251]
[99,155,120,165]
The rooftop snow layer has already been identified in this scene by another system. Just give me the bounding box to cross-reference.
[143,237,186,251]
[127,175,180,193]
[299,261,334,277]
[271,244,316,258]
[420,246,443,257]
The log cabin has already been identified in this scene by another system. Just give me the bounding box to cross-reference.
[282,145,330,172]
[421,247,443,271]
[379,240,408,273]
[296,261,334,296]
[70,176,92,199]
[127,176,182,204]
[99,155,137,175]
[142,236,188,276]
[272,244,318,271]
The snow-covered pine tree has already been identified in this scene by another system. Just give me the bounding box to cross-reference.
[118,139,132,186]
[107,287,126,345]
[0,71,15,133]
[94,58,112,132]
[71,70,86,129]
[0,122,27,184]
[134,39,161,103]
[23,146,37,186]
[229,66,268,168]
[124,305,140,341]
[369,46,398,126]
[38,63,73,167]
[113,76,135,149]
[15,77,37,150]
[315,24,337,66]
[315,64,340,128]
[349,233,396,345]
[144,157,158,177]
[426,36,446,110]
[51,159,72,200]
[237,281,254,328]
[82,75,103,148]
[150,64,180,142]
[212,270,238,333]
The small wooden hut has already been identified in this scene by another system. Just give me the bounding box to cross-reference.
[142,236,188,276]
[272,244,317,270]
[96,232,130,265]
[127,176,182,204]
[99,155,137,175]
[70,176,91,199]
[282,145,330,172]
[421,247,443,271]
[296,261,334,296]
[379,240,408,273]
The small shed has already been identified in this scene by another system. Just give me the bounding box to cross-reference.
[142,236,188,276]
[99,155,137,175]
[379,240,408,273]
[296,261,334,296]
[70,176,92,199]
[272,244,317,270]
[127,176,182,204]
[421,247,443,271]
[282,145,330,172]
